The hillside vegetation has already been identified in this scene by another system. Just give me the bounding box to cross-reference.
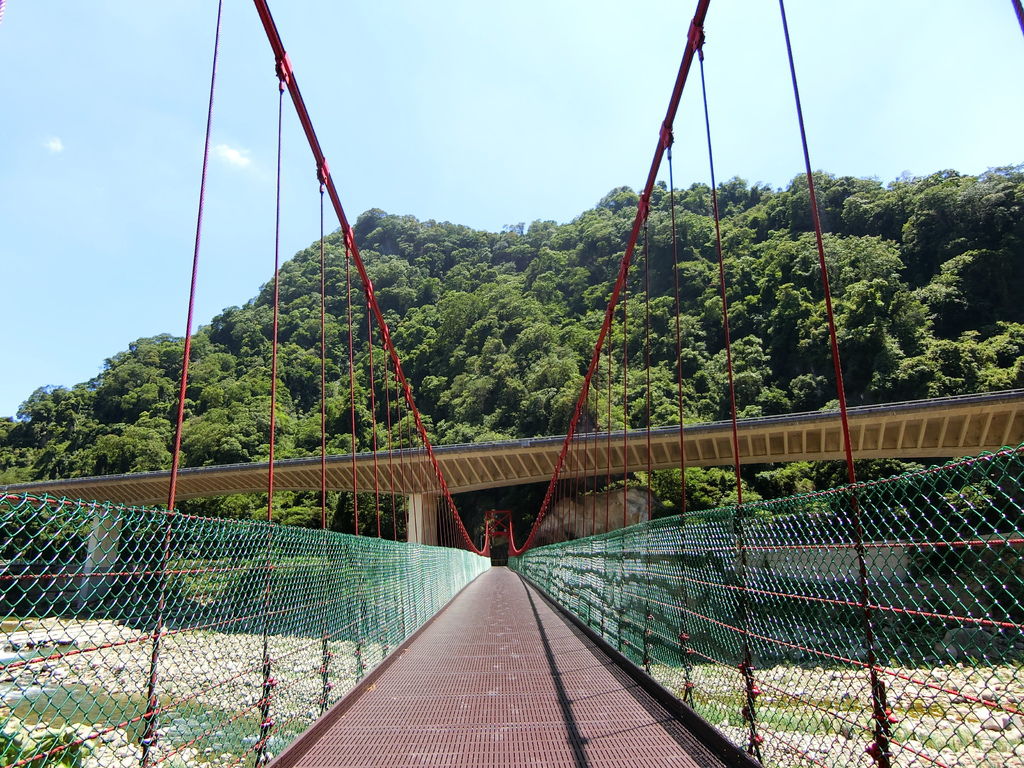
[2,166,1022,529]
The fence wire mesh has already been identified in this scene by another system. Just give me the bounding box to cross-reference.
[511,446,1024,768]
[0,493,488,768]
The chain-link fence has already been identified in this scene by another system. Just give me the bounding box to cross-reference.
[511,446,1024,767]
[0,493,488,768]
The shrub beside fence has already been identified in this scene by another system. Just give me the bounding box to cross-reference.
[0,494,488,768]
[511,446,1024,768]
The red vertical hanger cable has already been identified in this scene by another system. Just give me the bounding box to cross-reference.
[697,39,762,761]
[665,138,696,705]
[605,334,613,533]
[255,72,287,768]
[251,0,478,551]
[345,240,359,534]
[144,4,224,764]
[383,350,398,539]
[778,1,892,762]
[515,0,711,553]
[318,182,328,530]
[367,310,381,536]
[642,220,654,521]
[621,272,630,530]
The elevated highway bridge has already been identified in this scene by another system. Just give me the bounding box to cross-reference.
[5,389,1022,506]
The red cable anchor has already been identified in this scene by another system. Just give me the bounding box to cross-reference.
[660,121,674,150]
[687,20,705,51]
[637,191,651,221]
[275,52,293,85]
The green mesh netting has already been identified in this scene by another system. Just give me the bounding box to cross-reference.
[0,495,488,767]
[511,447,1024,767]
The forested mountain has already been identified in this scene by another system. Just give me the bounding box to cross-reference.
[2,166,1022,528]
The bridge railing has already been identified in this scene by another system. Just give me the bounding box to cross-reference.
[0,494,488,768]
[511,445,1024,768]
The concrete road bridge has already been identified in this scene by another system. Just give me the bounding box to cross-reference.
[6,389,1022,507]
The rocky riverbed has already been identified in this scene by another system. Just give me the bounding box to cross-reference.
[3,617,1023,766]
[655,659,1024,767]
[1,617,366,767]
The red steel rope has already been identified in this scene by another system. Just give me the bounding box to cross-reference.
[516,0,711,554]
[666,141,696,702]
[265,79,284,525]
[605,336,613,533]
[166,0,223,516]
[345,239,358,534]
[642,220,654,518]
[318,183,328,530]
[143,5,223,763]
[697,44,762,760]
[251,0,478,551]
[667,147,687,514]
[621,273,630,530]
[253,78,286,768]
[383,350,398,539]
[778,1,891,763]
[367,309,381,536]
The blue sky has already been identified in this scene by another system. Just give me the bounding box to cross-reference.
[1,1,1021,418]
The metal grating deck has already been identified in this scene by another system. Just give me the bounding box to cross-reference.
[270,567,747,768]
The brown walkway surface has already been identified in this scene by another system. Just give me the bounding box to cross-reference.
[272,567,736,768]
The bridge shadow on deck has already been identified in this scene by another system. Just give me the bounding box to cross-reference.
[270,567,755,768]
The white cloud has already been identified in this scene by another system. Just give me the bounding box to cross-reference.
[213,143,251,169]
[45,137,64,153]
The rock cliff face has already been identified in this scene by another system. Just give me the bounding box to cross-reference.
[534,487,655,546]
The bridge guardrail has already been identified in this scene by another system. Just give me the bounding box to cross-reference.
[511,444,1024,767]
[0,495,488,767]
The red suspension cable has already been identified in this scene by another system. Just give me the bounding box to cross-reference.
[778,2,891,763]
[642,220,654,520]
[318,182,328,530]
[698,44,762,761]
[144,5,223,764]
[167,0,224,515]
[266,80,284,525]
[515,0,711,554]
[367,309,381,537]
[383,351,398,540]
[699,54,742,509]
[250,0,478,551]
[621,274,630,530]
[605,336,613,533]
[345,241,358,534]
[667,143,688,516]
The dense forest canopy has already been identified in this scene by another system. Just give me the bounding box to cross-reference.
[2,166,1022,531]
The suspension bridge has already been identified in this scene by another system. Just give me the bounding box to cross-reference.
[2,2,1023,768]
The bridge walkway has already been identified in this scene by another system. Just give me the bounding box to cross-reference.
[270,567,752,768]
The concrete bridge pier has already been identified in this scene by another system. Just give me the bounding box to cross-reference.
[406,493,439,546]
[76,504,121,609]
